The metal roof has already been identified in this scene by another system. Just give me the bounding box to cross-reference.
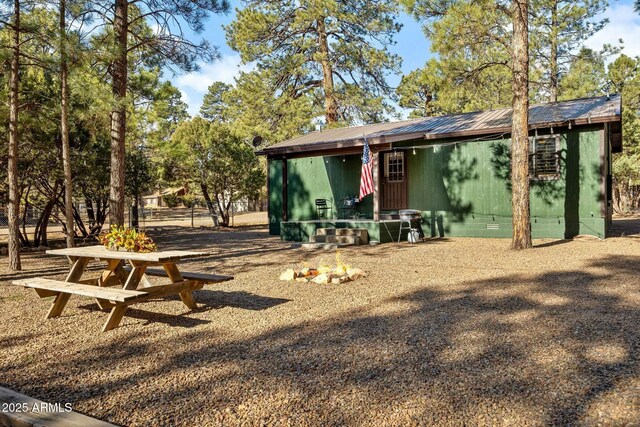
[259,94,621,156]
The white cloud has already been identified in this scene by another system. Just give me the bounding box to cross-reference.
[585,3,640,60]
[173,54,255,115]
[179,90,192,108]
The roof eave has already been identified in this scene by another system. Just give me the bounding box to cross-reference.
[258,113,621,157]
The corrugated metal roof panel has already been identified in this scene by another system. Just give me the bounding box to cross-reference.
[261,94,621,155]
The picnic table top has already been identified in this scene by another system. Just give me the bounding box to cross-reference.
[46,245,208,263]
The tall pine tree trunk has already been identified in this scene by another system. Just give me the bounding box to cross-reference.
[317,18,338,125]
[511,0,532,250]
[109,0,128,226]
[7,0,22,271]
[60,0,74,247]
[549,0,558,102]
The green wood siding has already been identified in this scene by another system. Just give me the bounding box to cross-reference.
[285,155,373,220]
[405,128,605,238]
[268,159,283,235]
[268,127,607,241]
[268,155,374,237]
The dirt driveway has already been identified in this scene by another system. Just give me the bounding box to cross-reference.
[1,220,640,426]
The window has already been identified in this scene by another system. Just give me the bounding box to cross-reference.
[530,135,560,180]
[385,151,405,182]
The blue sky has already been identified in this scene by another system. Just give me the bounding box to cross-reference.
[172,0,640,117]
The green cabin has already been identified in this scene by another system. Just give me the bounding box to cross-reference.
[259,95,623,243]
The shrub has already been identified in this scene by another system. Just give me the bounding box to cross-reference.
[162,194,180,208]
[179,194,201,208]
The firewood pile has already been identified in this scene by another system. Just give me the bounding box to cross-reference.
[279,251,367,285]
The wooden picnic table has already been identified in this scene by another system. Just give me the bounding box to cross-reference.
[11,245,233,332]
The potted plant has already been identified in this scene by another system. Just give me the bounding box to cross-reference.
[98,226,157,253]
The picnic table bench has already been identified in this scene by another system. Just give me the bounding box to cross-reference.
[10,245,233,332]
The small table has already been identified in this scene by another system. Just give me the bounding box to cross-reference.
[338,197,360,219]
[42,246,209,331]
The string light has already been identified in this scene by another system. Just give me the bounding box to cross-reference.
[322,132,510,161]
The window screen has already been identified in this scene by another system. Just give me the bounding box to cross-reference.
[530,135,560,180]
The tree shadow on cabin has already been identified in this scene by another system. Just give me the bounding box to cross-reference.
[563,132,581,238]
[283,168,313,240]
[419,145,477,237]
[490,133,583,240]
[324,155,373,219]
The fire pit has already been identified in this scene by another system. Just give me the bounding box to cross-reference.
[279,251,367,285]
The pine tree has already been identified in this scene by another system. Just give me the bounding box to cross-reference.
[200,82,232,122]
[401,0,610,107]
[401,0,533,248]
[400,0,513,113]
[60,0,74,248]
[109,0,127,227]
[396,63,441,118]
[558,48,606,100]
[95,0,230,226]
[607,54,640,212]
[6,0,22,270]
[226,0,402,126]
[529,0,609,102]
[510,0,532,249]
[224,69,315,145]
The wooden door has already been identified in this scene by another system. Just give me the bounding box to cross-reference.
[381,151,407,210]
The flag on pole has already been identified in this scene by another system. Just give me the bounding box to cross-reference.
[359,137,374,200]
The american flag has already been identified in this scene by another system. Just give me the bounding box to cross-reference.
[359,137,374,200]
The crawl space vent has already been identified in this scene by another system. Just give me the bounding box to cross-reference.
[486,223,500,230]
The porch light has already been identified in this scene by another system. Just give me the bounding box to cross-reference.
[551,126,554,134]
[412,147,416,155]
[343,155,346,162]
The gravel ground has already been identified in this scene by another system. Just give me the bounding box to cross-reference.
[1,220,640,426]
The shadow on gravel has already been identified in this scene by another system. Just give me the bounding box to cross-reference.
[0,263,107,282]
[4,235,640,425]
[117,308,212,329]
[533,239,573,248]
[149,226,276,250]
[72,291,290,329]
[609,217,640,237]
[0,332,42,352]
[195,290,291,311]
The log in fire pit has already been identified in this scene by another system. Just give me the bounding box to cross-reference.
[279,251,367,285]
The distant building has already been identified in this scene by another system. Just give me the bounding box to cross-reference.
[142,187,186,208]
